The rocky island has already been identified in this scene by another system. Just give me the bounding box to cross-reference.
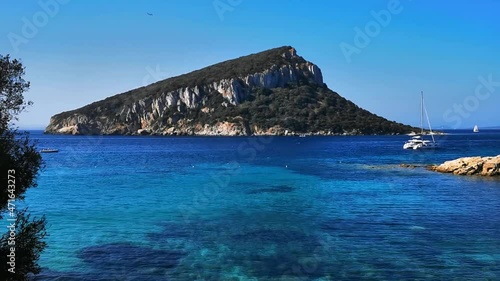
[45,46,416,136]
[430,156,500,177]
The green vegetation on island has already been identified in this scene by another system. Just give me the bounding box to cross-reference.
[46,46,416,135]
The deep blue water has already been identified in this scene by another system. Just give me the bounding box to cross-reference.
[8,130,500,280]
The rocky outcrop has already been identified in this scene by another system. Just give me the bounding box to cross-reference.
[430,156,500,177]
[45,47,324,136]
[45,46,415,136]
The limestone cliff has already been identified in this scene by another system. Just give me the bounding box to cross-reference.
[45,46,414,136]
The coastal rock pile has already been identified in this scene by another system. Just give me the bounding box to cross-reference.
[430,155,500,176]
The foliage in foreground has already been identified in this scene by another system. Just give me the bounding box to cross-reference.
[1,54,47,280]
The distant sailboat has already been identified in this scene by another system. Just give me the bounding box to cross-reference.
[473,125,479,133]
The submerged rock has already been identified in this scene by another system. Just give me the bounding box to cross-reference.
[245,184,295,194]
[399,164,419,169]
[430,155,500,177]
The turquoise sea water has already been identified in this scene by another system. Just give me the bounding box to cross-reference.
[9,131,500,280]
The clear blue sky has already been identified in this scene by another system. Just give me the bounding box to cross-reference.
[1,0,499,129]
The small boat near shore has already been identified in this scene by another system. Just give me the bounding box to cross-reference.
[40,148,59,153]
[403,91,438,150]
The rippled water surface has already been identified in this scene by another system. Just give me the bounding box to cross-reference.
[13,130,500,280]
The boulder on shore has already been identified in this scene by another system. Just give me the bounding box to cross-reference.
[430,155,500,176]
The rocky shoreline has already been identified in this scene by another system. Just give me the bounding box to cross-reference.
[429,156,500,177]
[44,119,405,136]
[44,126,404,137]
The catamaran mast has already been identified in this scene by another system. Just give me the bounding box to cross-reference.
[420,91,424,135]
[422,91,436,143]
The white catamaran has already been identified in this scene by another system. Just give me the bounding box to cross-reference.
[403,91,438,150]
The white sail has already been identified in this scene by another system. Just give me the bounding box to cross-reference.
[473,125,479,133]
